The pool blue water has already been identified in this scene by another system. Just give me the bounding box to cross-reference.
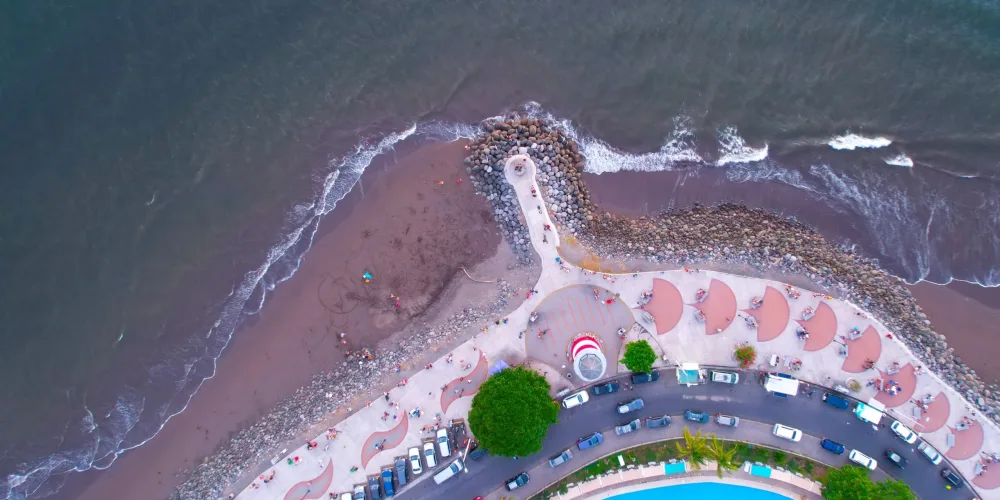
[663,462,686,474]
[609,481,791,500]
[750,464,773,477]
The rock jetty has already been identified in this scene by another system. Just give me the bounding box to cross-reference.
[465,116,1000,422]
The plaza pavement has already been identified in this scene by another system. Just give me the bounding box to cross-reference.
[236,153,1000,499]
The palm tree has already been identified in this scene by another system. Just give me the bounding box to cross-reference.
[675,427,710,469]
[708,435,739,478]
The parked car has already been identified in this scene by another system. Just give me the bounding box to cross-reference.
[890,421,918,444]
[848,449,878,470]
[431,459,463,485]
[422,441,437,469]
[615,419,641,435]
[354,484,367,500]
[548,449,573,468]
[710,370,739,384]
[941,468,964,488]
[436,428,452,457]
[591,381,620,395]
[381,469,395,497]
[683,410,710,423]
[820,438,845,454]
[772,423,802,442]
[714,414,739,427]
[616,398,644,414]
[645,415,671,429]
[917,441,943,465]
[578,432,604,450]
[848,449,877,470]
[338,493,352,500]
[468,448,488,461]
[562,390,590,408]
[821,392,850,409]
[408,447,423,475]
[367,476,381,500]
[394,457,408,487]
[884,448,908,468]
[505,472,530,491]
[631,370,659,384]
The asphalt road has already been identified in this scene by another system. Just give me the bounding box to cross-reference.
[398,370,970,500]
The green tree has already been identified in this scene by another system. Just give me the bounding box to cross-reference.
[822,465,876,500]
[707,435,738,479]
[822,465,917,500]
[621,340,657,374]
[874,479,917,500]
[674,427,710,469]
[468,366,559,457]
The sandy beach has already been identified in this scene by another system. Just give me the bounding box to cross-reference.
[63,140,508,500]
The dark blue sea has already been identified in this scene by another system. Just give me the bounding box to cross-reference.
[2,0,999,497]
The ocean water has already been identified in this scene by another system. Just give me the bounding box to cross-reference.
[609,481,791,500]
[2,0,1000,497]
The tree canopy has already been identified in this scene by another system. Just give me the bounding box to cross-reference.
[468,366,559,457]
[675,427,710,469]
[822,465,916,500]
[621,340,657,374]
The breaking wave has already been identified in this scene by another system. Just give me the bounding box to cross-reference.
[884,154,915,168]
[828,133,893,150]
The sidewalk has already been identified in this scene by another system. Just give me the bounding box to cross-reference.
[236,154,1000,499]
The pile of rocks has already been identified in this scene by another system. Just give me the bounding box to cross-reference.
[465,117,596,261]
[582,203,1000,418]
[465,116,999,423]
[173,280,516,500]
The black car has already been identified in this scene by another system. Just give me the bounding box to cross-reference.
[631,370,660,384]
[941,468,964,488]
[505,472,530,491]
[684,410,710,423]
[645,415,671,428]
[367,476,381,500]
[469,448,488,460]
[592,381,620,395]
[885,448,908,468]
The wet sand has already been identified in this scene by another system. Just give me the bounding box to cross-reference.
[583,168,1000,385]
[64,140,500,500]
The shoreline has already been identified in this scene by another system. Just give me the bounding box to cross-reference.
[67,140,524,500]
[66,120,1000,499]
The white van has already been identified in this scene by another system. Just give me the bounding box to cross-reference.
[436,428,452,457]
[432,459,464,485]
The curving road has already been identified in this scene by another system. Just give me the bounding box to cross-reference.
[399,369,970,500]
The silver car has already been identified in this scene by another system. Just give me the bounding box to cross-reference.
[615,418,641,435]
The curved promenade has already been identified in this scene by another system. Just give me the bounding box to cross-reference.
[235,154,996,499]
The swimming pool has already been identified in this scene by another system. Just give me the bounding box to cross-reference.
[609,481,791,500]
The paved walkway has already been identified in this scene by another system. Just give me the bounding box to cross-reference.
[235,153,1000,499]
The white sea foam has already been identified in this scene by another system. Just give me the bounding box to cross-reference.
[828,133,892,150]
[716,126,769,166]
[884,154,914,168]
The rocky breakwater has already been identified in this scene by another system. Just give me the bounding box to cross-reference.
[464,117,596,262]
[581,202,1000,421]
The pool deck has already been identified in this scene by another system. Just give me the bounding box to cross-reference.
[562,472,816,500]
[234,154,999,499]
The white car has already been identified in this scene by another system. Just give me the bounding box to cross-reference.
[918,441,943,465]
[562,390,590,408]
[436,428,452,457]
[848,449,878,470]
[408,446,423,475]
[423,441,438,468]
[890,421,918,444]
[710,370,739,384]
[772,423,802,442]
